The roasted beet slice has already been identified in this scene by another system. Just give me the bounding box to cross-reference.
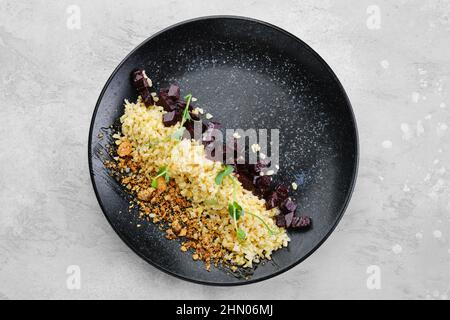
[184,120,206,140]
[235,163,251,175]
[265,184,290,209]
[290,216,312,230]
[141,91,154,106]
[237,173,255,191]
[280,198,297,214]
[176,96,199,117]
[131,70,144,85]
[180,100,197,112]
[275,215,286,228]
[131,70,154,106]
[276,212,309,229]
[250,159,271,175]
[255,158,271,170]
[277,211,295,228]
[265,191,280,209]
[167,84,180,100]
[162,110,181,127]
[158,90,172,111]
[284,211,294,227]
[274,184,289,201]
[131,69,150,90]
[254,175,272,189]
[176,100,187,110]
[254,175,272,196]
[159,88,178,111]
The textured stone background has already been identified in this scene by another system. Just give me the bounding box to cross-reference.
[0,0,449,299]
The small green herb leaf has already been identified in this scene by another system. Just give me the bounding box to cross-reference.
[215,165,234,185]
[237,228,246,241]
[171,127,185,140]
[228,201,243,221]
[182,101,192,122]
[184,93,192,101]
[151,166,170,188]
[168,94,193,141]
[181,94,192,123]
[228,203,234,216]
[157,166,167,175]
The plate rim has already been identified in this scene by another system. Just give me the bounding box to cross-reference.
[88,15,359,286]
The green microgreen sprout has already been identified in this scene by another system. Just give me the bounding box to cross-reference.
[215,165,234,185]
[215,165,277,240]
[215,165,246,241]
[151,166,170,188]
[148,93,194,146]
[171,94,193,140]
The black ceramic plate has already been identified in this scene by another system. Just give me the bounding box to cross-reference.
[89,16,358,285]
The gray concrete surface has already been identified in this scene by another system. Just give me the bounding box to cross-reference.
[1,0,449,300]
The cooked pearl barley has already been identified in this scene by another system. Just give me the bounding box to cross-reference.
[117,98,289,268]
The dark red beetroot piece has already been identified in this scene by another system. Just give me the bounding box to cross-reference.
[291,216,312,229]
[275,211,294,228]
[159,85,206,130]
[265,192,280,209]
[275,214,287,228]
[285,211,295,227]
[167,84,180,100]
[184,120,208,140]
[236,173,255,191]
[276,212,311,230]
[280,198,297,214]
[225,153,270,197]
[131,70,154,106]
[274,184,289,200]
[254,175,272,196]
[265,184,289,209]
[162,110,182,127]
[159,88,177,111]
[251,158,271,175]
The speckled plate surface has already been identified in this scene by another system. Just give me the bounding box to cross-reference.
[88,16,358,285]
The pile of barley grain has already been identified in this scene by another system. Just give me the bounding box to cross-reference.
[116,98,289,267]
